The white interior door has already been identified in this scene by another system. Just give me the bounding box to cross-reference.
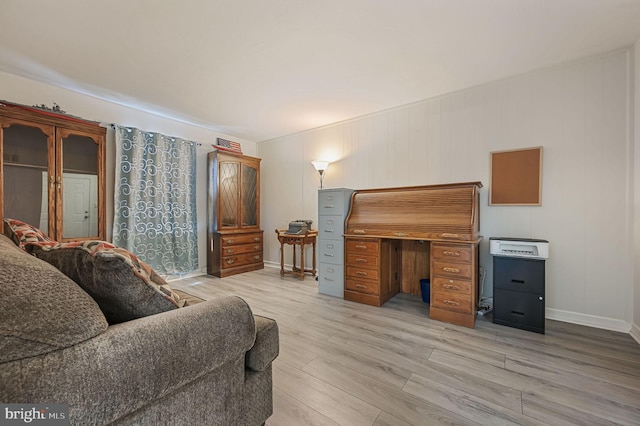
[62,173,96,239]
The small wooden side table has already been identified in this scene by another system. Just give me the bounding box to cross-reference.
[275,229,318,280]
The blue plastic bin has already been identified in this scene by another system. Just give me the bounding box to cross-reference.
[420,278,430,304]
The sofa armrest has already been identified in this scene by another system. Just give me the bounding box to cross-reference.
[1,296,256,424]
[245,315,279,372]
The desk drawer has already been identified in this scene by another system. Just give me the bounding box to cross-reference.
[432,244,472,263]
[431,292,473,314]
[432,277,472,295]
[346,266,380,281]
[346,239,380,255]
[221,252,263,269]
[346,277,379,295]
[432,260,472,279]
[318,215,345,238]
[221,233,263,246]
[346,253,379,269]
[222,243,262,256]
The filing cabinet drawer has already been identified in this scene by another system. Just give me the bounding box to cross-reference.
[346,253,380,269]
[318,239,344,265]
[493,257,545,294]
[494,288,545,333]
[432,244,473,263]
[318,263,344,284]
[318,215,345,239]
[432,260,472,279]
[346,266,380,281]
[346,277,379,295]
[319,191,347,214]
[346,239,380,255]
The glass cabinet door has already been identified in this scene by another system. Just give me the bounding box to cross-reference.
[241,164,258,227]
[219,161,239,228]
[58,129,101,240]
[1,120,55,236]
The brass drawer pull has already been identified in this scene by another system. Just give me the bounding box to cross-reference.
[226,259,235,265]
[253,255,260,260]
[443,267,460,273]
[443,284,460,290]
[254,245,260,250]
[443,299,460,306]
[353,230,366,234]
[225,249,234,254]
[253,237,261,242]
[355,271,368,277]
[395,232,407,237]
[442,250,460,257]
[225,239,234,244]
[441,233,460,239]
[355,258,368,263]
[355,284,367,289]
[355,245,368,249]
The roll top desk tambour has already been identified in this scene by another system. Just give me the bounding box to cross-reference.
[344,182,482,328]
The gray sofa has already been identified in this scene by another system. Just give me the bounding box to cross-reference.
[0,234,279,425]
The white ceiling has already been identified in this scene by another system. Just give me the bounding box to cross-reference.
[1,0,640,142]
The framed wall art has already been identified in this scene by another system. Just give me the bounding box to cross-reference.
[489,146,542,206]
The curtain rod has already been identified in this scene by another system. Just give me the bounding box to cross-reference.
[110,123,202,146]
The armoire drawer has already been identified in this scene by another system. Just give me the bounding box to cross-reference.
[221,252,263,269]
[221,232,263,246]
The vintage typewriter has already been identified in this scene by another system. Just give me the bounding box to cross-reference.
[284,220,313,234]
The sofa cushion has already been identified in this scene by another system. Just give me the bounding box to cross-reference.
[3,218,56,248]
[28,240,186,324]
[0,234,108,363]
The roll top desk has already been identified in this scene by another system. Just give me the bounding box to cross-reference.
[343,182,482,328]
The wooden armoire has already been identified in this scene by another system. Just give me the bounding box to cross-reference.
[0,101,106,241]
[207,150,264,277]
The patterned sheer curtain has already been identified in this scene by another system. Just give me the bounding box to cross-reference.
[113,126,198,274]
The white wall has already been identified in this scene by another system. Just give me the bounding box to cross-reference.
[259,48,635,332]
[0,70,257,277]
[633,39,640,343]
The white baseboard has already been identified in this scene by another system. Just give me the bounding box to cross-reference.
[630,322,640,345]
[165,269,207,282]
[546,308,631,333]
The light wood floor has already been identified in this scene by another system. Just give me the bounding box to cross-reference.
[170,268,640,426]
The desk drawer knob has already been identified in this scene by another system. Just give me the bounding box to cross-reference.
[443,299,460,306]
[353,230,366,234]
[442,250,460,257]
[355,245,368,249]
[355,271,368,277]
[355,258,368,263]
[355,284,367,289]
[443,267,460,273]
[443,284,460,290]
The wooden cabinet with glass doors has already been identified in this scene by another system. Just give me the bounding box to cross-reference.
[0,102,105,242]
[207,150,263,277]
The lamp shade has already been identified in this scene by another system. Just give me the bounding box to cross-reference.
[311,160,330,172]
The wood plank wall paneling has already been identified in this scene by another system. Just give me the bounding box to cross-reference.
[258,48,634,329]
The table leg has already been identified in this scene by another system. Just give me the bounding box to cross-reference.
[312,240,317,276]
[279,242,284,276]
[299,242,305,280]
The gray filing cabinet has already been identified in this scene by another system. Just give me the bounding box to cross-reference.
[317,188,354,297]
